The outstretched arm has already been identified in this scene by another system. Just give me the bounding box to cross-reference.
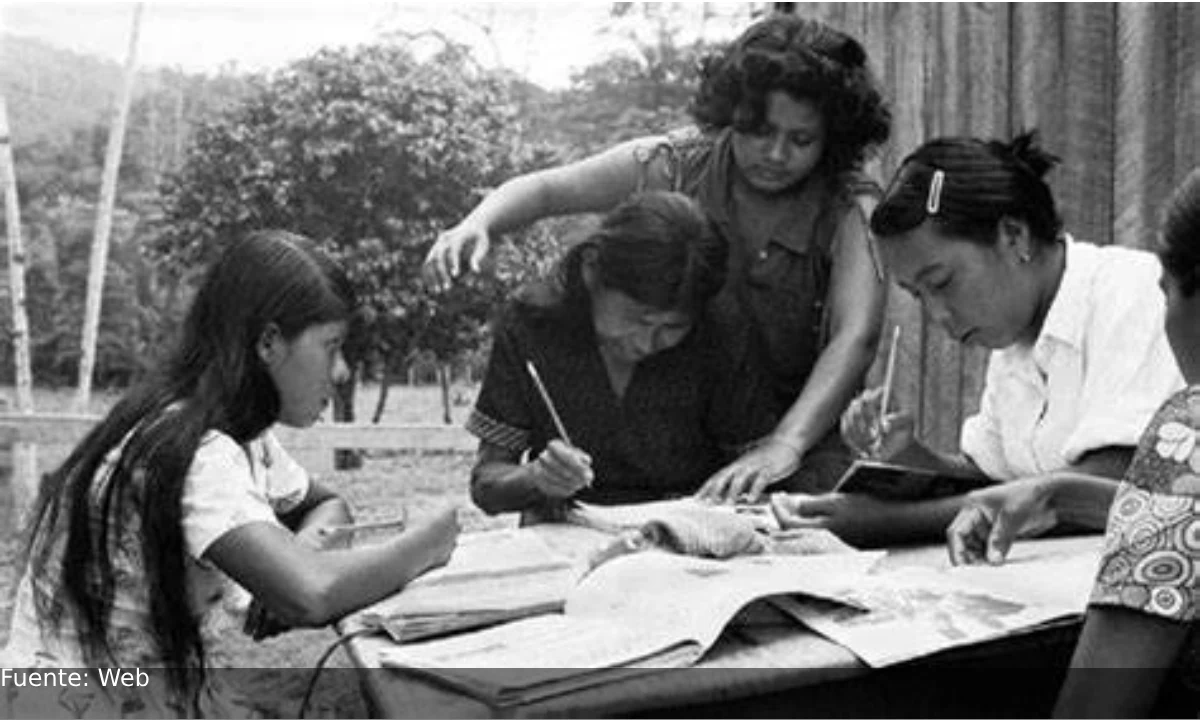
[206,505,459,629]
[699,198,887,502]
[423,136,667,289]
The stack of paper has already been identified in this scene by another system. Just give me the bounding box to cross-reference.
[352,529,582,643]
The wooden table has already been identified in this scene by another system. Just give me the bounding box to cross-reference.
[340,526,1102,719]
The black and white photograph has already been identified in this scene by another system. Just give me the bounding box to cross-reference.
[0,2,1198,718]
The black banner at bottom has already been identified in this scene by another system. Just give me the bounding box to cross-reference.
[1,665,1198,719]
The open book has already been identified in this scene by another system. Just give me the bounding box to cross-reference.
[377,549,883,707]
[834,459,997,502]
[350,528,582,643]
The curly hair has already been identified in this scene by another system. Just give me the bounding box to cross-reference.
[690,13,891,176]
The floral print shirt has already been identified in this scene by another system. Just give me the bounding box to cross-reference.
[1092,387,1200,630]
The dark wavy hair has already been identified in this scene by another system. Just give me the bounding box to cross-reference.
[517,191,727,328]
[690,13,891,176]
[24,230,355,699]
[871,131,1063,248]
[1159,168,1200,297]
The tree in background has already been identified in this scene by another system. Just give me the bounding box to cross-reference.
[152,41,554,436]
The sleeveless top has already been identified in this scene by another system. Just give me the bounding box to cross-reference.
[635,126,881,418]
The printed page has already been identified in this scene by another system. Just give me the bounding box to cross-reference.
[774,545,1097,667]
[377,548,884,700]
[566,550,885,653]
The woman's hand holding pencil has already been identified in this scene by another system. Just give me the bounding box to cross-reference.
[525,361,593,498]
[839,326,915,461]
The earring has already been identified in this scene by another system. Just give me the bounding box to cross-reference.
[1019,252,1032,264]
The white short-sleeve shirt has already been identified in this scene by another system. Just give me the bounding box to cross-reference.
[2,427,310,674]
[960,238,1185,481]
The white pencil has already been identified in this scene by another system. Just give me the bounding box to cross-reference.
[880,325,901,418]
[873,325,901,458]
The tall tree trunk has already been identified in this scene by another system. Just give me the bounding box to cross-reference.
[0,96,32,415]
[372,362,391,424]
[439,363,452,425]
[333,367,362,470]
[0,89,38,526]
[76,3,142,411]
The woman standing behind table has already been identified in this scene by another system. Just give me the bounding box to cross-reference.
[469,191,775,518]
[773,132,1185,547]
[426,13,892,501]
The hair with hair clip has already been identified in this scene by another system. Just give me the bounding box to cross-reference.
[689,13,891,177]
[870,130,1063,248]
[1158,168,1200,297]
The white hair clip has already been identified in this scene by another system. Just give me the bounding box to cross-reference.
[925,169,945,215]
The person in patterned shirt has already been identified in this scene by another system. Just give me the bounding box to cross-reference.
[948,168,1200,716]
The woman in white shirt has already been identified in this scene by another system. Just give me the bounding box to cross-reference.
[771,132,1184,548]
[1,231,459,718]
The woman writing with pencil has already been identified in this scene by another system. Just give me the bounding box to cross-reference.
[467,192,773,517]
[772,132,1185,547]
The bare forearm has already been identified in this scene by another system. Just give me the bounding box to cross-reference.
[774,331,878,455]
[1041,472,1120,530]
[467,144,645,235]
[471,461,547,515]
[308,522,449,622]
[864,495,967,547]
[209,517,453,628]
[468,173,561,235]
[1056,606,1188,718]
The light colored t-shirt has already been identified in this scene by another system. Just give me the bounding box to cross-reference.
[960,237,1185,481]
[1,427,308,718]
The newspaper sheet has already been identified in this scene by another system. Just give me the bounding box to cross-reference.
[774,544,1099,667]
[377,550,884,704]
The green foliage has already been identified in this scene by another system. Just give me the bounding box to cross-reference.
[151,42,555,384]
[0,40,253,389]
[1,10,737,391]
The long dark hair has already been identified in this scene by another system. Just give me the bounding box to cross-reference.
[1159,168,1200,297]
[24,230,355,697]
[871,131,1063,248]
[516,191,727,330]
[690,13,891,176]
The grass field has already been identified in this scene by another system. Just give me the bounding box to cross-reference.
[0,383,508,718]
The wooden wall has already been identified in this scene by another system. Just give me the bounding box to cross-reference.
[799,3,1200,451]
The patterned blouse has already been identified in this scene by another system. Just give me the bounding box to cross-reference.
[1091,387,1200,673]
[1,428,309,718]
